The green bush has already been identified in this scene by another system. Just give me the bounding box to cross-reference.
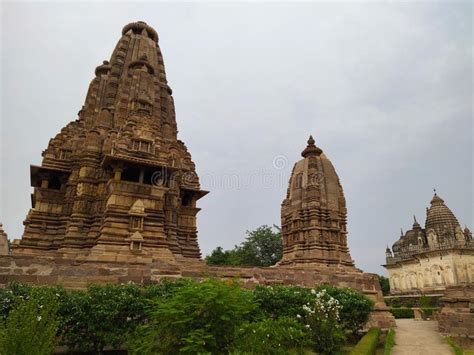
[385,297,399,308]
[385,295,439,308]
[60,283,148,352]
[142,278,195,299]
[0,281,33,320]
[384,329,396,355]
[304,288,346,354]
[421,307,437,318]
[231,317,310,354]
[316,285,374,336]
[420,294,430,308]
[0,291,60,355]
[390,307,414,318]
[254,283,373,337]
[350,327,381,355]
[0,280,376,353]
[129,279,257,354]
[253,284,314,319]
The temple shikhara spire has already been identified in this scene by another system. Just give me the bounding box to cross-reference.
[279,136,354,267]
[13,21,208,262]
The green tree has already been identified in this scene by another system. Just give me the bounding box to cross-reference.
[205,246,231,265]
[206,225,282,267]
[378,275,390,296]
[238,225,282,266]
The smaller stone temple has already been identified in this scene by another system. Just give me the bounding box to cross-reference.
[279,136,354,267]
[384,192,473,294]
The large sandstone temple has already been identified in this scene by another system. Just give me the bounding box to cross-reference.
[12,21,208,262]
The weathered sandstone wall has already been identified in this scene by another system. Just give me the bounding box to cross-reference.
[0,254,395,329]
[438,285,474,346]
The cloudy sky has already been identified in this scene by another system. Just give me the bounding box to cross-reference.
[1,1,472,274]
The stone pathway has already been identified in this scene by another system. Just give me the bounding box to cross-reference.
[392,319,453,355]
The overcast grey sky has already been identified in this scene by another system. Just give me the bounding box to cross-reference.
[1,1,472,274]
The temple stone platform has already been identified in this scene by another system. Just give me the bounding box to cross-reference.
[0,254,395,330]
[438,285,474,347]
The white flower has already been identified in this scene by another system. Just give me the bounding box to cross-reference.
[56,293,60,297]
[296,314,301,319]
[305,324,310,328]
[126,317,131,321]
[37,316,42,321]
[311,289,316,295]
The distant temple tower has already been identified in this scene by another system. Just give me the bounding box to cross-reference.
[13,22,208,262]
[0,224,9,255]
[280,136,354,267]
[384,192,473,294]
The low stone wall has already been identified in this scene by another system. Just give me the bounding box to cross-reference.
[438,285,474,347]
[0,254,395,329]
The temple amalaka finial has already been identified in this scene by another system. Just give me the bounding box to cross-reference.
[301,134,322,158]
[430,189,444,205]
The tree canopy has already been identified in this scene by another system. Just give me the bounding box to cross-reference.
[205,225,282,267]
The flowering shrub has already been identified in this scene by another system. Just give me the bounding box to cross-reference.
[0,281,33,320]
[129,279,257,354]
[315,285,374,336]
[231,317,310,354]
[302,288,346,354]
[0,290,59,355]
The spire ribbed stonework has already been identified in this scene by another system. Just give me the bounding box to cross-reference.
[425,193,461,242]
[280,136,354,267]
[14,22,208,262]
